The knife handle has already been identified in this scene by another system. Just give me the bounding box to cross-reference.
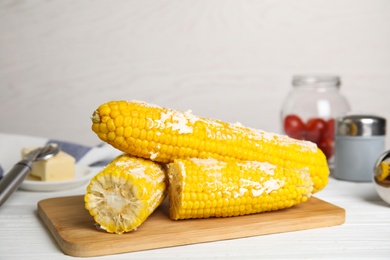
[0,160,32,207]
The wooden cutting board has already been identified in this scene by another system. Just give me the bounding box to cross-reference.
[38,195,345,257]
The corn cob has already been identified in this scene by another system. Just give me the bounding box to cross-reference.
[84,154,167,234]
[168,158,313,220]
[91,100,329,193]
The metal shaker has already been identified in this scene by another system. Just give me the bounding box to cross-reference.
[333,115,386,182]
[373,150,390,205]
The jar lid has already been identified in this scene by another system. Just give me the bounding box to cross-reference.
[336,115,386,136]
[292,75,341,87]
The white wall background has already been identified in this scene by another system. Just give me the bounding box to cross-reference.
[1,0,389,147]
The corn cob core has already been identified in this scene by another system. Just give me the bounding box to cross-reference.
[91,100,329,193]
[168,158,313,220]
[84,154,167,234]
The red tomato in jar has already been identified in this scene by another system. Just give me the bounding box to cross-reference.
[305,118,327,143]
[283,114,306,140]
[325,118,335,140]
[318,137,333,159]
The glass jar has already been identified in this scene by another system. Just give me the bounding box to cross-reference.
[281,75,351,164]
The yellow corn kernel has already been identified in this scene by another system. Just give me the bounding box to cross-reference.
[168,158,313,220]
[91,100,328,193]
[84,154,167,234]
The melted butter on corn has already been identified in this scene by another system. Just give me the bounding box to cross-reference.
[91,100,328,193]
[168,158,313,220]
[143,100,317,152]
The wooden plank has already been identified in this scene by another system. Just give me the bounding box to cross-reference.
[38,195,345,257]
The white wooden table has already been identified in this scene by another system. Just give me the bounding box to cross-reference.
[1,167,389,259]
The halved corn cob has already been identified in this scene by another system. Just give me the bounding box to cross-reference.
[168,158,313,220]
[84,154,167,234]
[91,100,329,193]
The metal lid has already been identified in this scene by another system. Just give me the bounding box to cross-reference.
[292,75,341,87]
[336,115,386,136]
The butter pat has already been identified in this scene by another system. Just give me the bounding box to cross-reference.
[21,147,76,181]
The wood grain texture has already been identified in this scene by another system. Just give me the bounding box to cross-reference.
[38,195,345,257]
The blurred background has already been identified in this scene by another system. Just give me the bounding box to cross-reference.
[0,0,389,147]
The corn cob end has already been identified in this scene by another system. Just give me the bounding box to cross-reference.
[84,154,167,234]
[91,110,101,123]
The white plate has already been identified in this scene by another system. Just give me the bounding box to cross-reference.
[19,165,98,192]
[0,132,103,192]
